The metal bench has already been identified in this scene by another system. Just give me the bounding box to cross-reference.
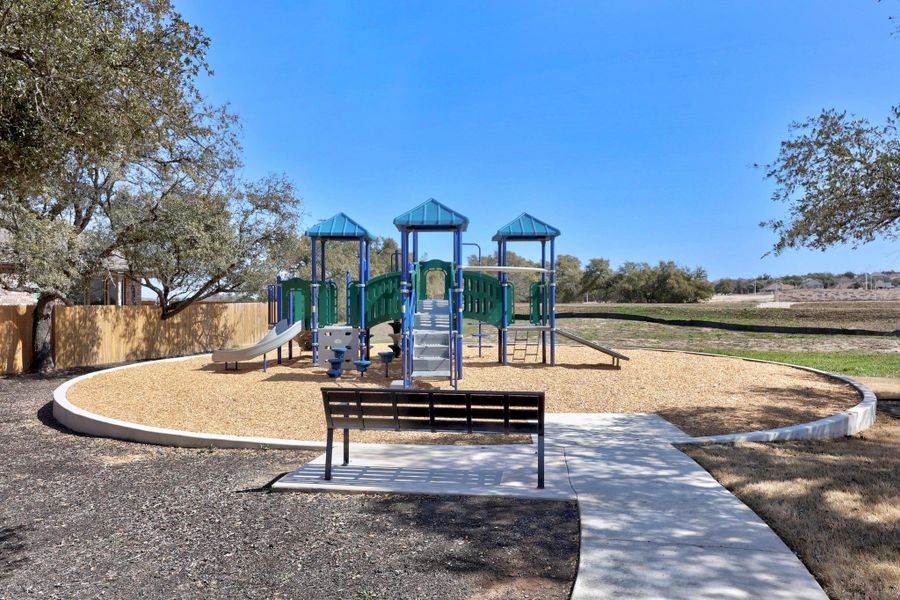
[321,388,545,488]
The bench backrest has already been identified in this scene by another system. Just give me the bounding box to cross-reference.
[321,388,544,435]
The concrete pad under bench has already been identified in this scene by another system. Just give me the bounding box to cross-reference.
[272,443,575,501]
[272,415,827,600]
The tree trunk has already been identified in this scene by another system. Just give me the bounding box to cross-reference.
[31,293,57,373]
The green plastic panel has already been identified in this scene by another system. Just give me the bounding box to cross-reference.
[283,287,306,325]
[462,271,515,327]
[280,278,338,328]
[414,259,453,300]
[529,282,545,325]
[348,271,402,328]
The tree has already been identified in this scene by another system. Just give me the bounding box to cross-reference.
[0,1,300,370]
[580,258,613,301]
[607,262,655,303]
[649,262,714,303]
[714,278,736,294]
[761,107,899,254]
[604,262,713,303]
[554,255,583,303]
[121,175,302,318]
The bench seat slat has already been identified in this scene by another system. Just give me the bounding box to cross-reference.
[328,416,540,435]
[326,395,540,408]
[325,404,538,421]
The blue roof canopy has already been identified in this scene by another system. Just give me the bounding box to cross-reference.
[393,199,469,231]
[306,212,374,240]
[493,213,560,241]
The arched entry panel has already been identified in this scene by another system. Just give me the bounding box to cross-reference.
[414,259,453,300]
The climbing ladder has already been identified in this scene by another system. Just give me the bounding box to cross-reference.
[510,328,540,362]
[411,299,452,380]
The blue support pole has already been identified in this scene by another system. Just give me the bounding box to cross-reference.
[500,240,508,365]
[276,275,283,323]
[400,229,409,384]
[496,240,503,363]
[413,232,419,262]
[455,230,463,380]
[346,271,351,325]
[311,238,319,366]
[365,240,371,359]
[541,241,547,364]
[358,238,366,361]
[550,238,556,366]
[288,290,294,360]
[276,276,284,364]
[320,240,326,283]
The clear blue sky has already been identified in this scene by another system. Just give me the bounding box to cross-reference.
[176,0,898,279]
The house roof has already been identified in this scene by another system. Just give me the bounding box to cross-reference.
[493,213,560,241]
[305,212,374,240]
[393,199,469,231]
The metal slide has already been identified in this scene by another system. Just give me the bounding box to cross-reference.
[211,319,304,364]
[555,328,630,364]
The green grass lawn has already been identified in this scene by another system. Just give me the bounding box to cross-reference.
[697,349,900,378]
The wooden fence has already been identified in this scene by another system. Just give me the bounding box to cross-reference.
[0,305,34,373]
[0,302,269,374]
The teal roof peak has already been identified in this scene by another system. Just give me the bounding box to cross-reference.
[306,212,374,240]
[393,198,469,231]
[493,213,560,241]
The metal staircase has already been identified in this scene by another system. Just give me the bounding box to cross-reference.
[411,299,452,380]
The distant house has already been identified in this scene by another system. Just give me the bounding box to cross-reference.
[0,240,142,306]
[761,282,795,293]
[0,289,35,305]
[802,278,825,289]
[70,254,143,306]
[874,280,895,289]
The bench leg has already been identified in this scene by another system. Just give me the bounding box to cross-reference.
[324,428,334,480]
[537,433,545,489]
[343,429,350,465]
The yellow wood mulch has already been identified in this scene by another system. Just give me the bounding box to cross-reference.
[67,345,860,443]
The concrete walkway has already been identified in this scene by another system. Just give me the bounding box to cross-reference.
[274,414,827,599]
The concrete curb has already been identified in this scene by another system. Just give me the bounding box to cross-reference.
[52,354,325,451]
[53,350,877,449]
[640,348,877,444]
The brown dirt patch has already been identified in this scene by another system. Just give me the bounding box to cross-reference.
[683,408,900,600]
[67,345,860,441]
[857,376,900,400]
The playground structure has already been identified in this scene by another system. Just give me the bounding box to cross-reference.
[255,199,627,387]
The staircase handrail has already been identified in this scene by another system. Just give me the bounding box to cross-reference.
[448,278,457,388]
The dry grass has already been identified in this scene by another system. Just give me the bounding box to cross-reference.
[683,409,900,600]
[67,345,860,442]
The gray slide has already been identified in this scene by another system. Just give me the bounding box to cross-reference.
[555,328,630,363]
[211,319,304,364]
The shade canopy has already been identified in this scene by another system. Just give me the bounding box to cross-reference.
[393,198,469,231]
[306,212,375,240]
[493,213,560,241]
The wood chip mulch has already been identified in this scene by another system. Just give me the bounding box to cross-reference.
[67,345,861,441]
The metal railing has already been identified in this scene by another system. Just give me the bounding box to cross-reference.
[448,278,457,389]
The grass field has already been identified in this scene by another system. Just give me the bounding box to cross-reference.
[466,300,900,378]
[543,300,900,332]
[683,406,900,600]
[694,349,900,378]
